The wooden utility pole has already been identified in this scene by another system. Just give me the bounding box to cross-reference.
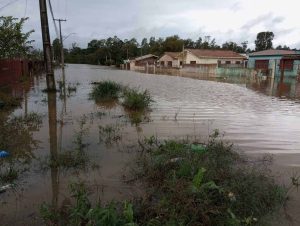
[39,0,56,90]
[54,19,67,69]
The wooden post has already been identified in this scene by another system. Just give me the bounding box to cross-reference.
[39,0,56,90]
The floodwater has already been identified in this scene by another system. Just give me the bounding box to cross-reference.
[1,64,300,225]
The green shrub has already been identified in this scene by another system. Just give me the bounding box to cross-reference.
[90,81,122,101]
[133,134,287,226]
[122,89,152,111]
[40,182,138,226]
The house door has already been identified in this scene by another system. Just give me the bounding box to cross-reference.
[255,60,269,70]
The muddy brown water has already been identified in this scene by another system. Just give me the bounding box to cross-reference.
[1,64,300,225]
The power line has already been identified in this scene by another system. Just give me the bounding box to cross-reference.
[47,0,59,39]
[0,0,21,11]
[23,0,27,18]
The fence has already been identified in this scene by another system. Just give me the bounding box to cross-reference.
[0,59,44,86]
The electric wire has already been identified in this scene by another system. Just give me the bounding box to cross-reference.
[23,0,27,18]
[0,0,21,11]
[47,0,59,39]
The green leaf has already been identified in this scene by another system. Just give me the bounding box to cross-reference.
[192,167,206,190]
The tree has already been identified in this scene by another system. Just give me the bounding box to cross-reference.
[222,41,244,53]
[0,16,34,58]
[163,35,184,52]
[241,41,248,53]
[276,45,290,50]
[52,38,61,62]
[255,31,274,51]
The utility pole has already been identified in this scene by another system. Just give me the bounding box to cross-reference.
[54,19,67,69]
[39,0,56,90]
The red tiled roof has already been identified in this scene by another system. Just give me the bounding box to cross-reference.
[249,49,297,56]
[163,52,182,59]
[186,49,246,59]
[135,54,158,61]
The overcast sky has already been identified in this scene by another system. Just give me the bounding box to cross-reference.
[1,0,300,49]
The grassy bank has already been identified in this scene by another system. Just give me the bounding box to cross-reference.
[40,132,287,226]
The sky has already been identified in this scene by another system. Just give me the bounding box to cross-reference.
[1,0,300,49]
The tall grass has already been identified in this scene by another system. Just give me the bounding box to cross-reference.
[90,81,122,101]
[40,182,138,226]
[122,89,152,111]
[132,132,287,225]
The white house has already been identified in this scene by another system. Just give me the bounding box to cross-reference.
[183,49,246,67]
[159,52,183,68]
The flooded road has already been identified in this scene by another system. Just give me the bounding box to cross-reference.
[1,64,300,225]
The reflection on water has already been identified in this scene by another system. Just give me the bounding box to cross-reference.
[1,64,300,225]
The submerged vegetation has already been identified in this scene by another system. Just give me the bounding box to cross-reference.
[0,112,42,186]
[90,80,153,113]
[132,132,287,225]
[39,115,95,171]
[0,92,21,109]
[122,89,152,111]
[40,182,137,226]
[99,123,122,145]
[40,132,287,226]
[90,81,122,101]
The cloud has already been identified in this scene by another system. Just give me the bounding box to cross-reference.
[1,0,299,49]
[241,13,273,30]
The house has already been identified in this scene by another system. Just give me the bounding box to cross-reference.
[183,49,247,67]
[159,52,183,68]
[248,49,300,77]
[133,54,158,66]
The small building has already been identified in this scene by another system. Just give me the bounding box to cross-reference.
[133,54,158,66]
[183,49,246,67]
[248,49,300,77]
[159,52,183,68]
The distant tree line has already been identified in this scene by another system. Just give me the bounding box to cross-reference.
[62,35,249,66]
[62,31,298,66]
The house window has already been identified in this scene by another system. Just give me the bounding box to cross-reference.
[255,60,269,69]
[280,59,294,71]
[160,61,165,66]
[190,61,196,65]
[235,61,241,64]
[168,61,172,67]
[225,61,231,64]
[217,60,221,66]
[180,61,183,66]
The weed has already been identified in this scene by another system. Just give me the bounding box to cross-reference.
[122,89,153,111]
[39,115,94,171]
[90,81,122,101]
[40,182,138,226]
[0,92,21,108]
[42,88,58,93]
[19,75,30,83]
[131,134,287,226]
[0,165,19,184]
[99,124,122,144]
[67,84,77,93]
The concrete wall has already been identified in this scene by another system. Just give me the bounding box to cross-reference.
[159,54,180,68]
[185,52,217,64]
[217,67,257,77]
[182,64,217,75]
[248,56,300,77]
[184,52,244,65]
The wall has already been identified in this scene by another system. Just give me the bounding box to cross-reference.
[182,64,217,75]
[217,67,257,77]
[185,52,245,66]
[248,56,300,77]
[159,54,181,68]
